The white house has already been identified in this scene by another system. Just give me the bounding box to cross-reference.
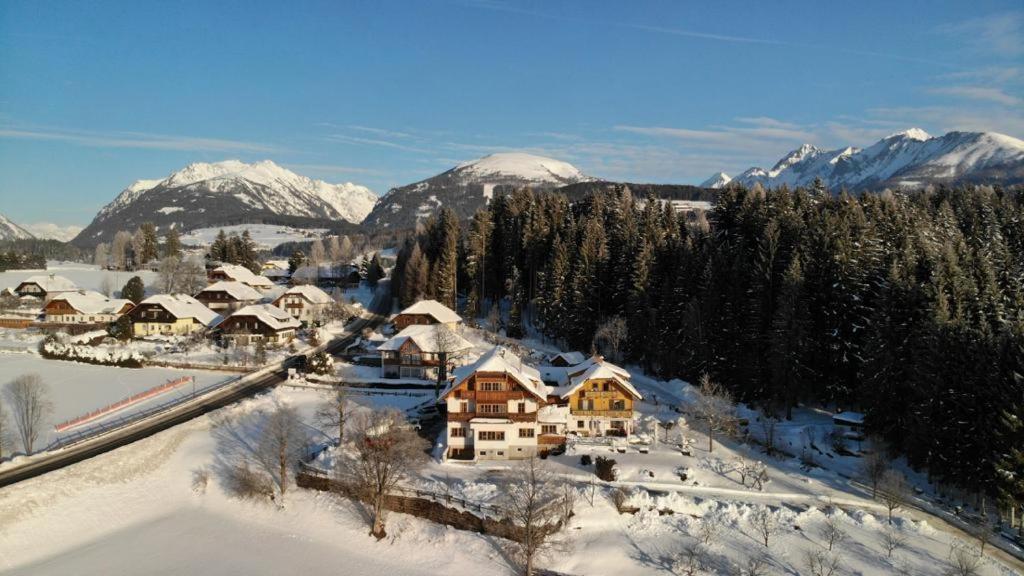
[391,299,462,331]
[43,290,134,324]
[272,285,333,325]
[209,264,275,292]
[195,281,263,312]
[14,274,79,301]
[377,324,474,380]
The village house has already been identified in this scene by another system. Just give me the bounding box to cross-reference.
[208,264,275,292]
[43,290,134,324]
[378,324,473,380]
[129,294,221,338]
[557,356,642,437]
[272,285,333,326]
[441,346,550,461]
[14,274,79,301]
[218,304,301,346]
[194,281,262,313]
[546,351,586,367]
[391,299,461,331]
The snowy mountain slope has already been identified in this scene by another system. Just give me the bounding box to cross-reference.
[21,222,84,242]
[700,172,732,189]
[732,129,1024,192]
[74,160,376,246]
[362,152,593,230]
[0,212,35,241]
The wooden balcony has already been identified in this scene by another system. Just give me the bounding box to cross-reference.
[447,412,537,423]
[538,434,566,445]
[571,409,633,418]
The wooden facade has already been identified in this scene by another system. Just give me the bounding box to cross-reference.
[565,378,638,436]
[443,370,546,461]
[380,338,442,380]
[218,314,296,345]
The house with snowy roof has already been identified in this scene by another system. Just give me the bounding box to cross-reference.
[208,264,274,292]
[129,294,221,337]
[218,304,301,346]
[272,285,333,326]
[14,274,79,301]
[557,355,642,437]
[391,299,461,331]
[377,324,473,381]
[546,351,586,367]
[43,290,134,324]
[195,281,263,313]
[440,346,551,461]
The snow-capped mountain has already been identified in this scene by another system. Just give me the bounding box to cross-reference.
[0,213,34,241]
[74,160,377,246]
[731,129,1024,192]
[700,172,732,189]
[362,152,594,229]
[22,222,84,242]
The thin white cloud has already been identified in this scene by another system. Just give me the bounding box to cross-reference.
[936,11,1023,57]
[323,134,430,154]
[0,127,279,152]
[929,86,1022,106]
[284,163,387,176]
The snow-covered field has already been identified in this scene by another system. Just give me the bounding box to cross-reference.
[180,224,328,249]
[0,261,159,296]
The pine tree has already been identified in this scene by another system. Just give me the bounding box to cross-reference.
[163,228,182,259]
[210,229,228,262]
[288,249,305,275]
[465,210,493,319]
[433,208,460,310]
[141,222,160,263]
[121,276,145,303]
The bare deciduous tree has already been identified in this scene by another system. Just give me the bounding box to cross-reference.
[944,540,981,576]
[5,374,52,454]
[879,469,911,524]
[433,324,466,394]
[178,256,209,295]
[341,408,428,539]
[592,316,628,363]
[862,438,889,498]
[803,549,842,576]
[749,505,779,547]
[673,540,708,576]
[111,230,133,270]
[690,373,738,453]
[157,255,181,294]
[734,553,771,576]
[820,514,847,551]
[558,480,577,525]
[94,242,110,268]
[0,398,9,460]
[99,273,115,297]
[253,404,308,505]
[503,456,565,576]
[881,524,907,558]
[698,510,724,545]
[316,388,348,444]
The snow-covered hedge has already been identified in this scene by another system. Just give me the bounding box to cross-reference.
[40,335,144,368]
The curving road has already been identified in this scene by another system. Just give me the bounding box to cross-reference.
[0,288,390,488]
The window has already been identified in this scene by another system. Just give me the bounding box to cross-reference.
[480,381,504,391]
[577,420,585,428]
[450,427,466,437]
[478,404,506,414]
[541,425,558,435]
[519,428,535,438]
[459,401,468,413]
[591,383,599,391]
[497,451,504,456]
[517,402,526,414]
[478,431,505,441]
[610,421,625,430]
[611,400,626,410]
[603,382,611,392]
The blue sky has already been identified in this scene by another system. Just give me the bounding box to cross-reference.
[1,1,1022,228]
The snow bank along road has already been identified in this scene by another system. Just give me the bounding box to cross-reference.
[0,290,391,488]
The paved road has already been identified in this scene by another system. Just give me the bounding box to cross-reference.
[0,289,391,489]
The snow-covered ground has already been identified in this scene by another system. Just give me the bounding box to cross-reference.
[180,224,329,249]
[0,261,159,297]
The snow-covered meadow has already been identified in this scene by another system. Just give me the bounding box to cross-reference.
[180,224,329,249]
[0,261,159,297]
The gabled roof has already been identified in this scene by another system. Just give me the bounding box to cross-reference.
[17,274,78,293]
[394,299,461,324]
[560,358,643,400]
[49,290,133,315]
[212,264,274,288]
[137,294,221,326]
[443,346,548,400]
[547,351,586,366]
[197,281,262,301]
[567,355,631,380]
[228,304,302,331]
[377,324,473,353]
[277,284,333,305]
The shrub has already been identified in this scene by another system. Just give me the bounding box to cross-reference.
[225,462,275,501]
[580,454,592,466]
[595,456,618,481]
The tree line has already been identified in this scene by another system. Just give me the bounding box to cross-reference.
[394,183,1024,513]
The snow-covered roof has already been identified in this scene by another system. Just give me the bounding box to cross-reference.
[377,324,473,353]
[213,264,274,288]
[49,290,133,315]
[567,355,631,380]
[278,284,333,305]
[17,274,78,293]
[560,358,643,400]
[444,346,547,400]
[547,351,586,366]
[197,281,262,301]
[228,304,301,331]
[394,299,462,324]
[833,411,865,426]
[139,294,221,326]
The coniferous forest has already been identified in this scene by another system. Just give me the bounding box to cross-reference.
[393,183,1024,508]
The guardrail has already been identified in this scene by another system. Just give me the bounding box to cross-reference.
[54,376,195,433]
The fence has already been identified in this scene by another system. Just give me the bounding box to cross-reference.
[54,376,196,433]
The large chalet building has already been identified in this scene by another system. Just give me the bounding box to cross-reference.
[208,264,274,292]
[194,281,262,313]
[272,285,333,326]
[441,347,551,461]
[129,294,221,337]
[378,324,473,380]
[218,304,301,345]
[557,356,643,437]
[43,290,134,324]
[391,299,461,331]
[14,274,79,301]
